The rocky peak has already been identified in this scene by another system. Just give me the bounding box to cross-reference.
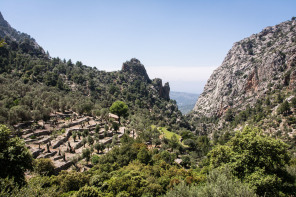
[0,12,46,57]
[152,78,170,100]
[194,18,296,117]
[0,12,10,29]
[121,58,150,82]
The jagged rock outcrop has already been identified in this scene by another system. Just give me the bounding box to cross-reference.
[121,58,170,100]
[121,58,151,82]
[194,18,296,117]
[152,78,170,100]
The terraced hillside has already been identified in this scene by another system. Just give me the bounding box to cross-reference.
[17,111,127,173]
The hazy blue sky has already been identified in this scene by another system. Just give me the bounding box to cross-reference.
[1,0,295,93]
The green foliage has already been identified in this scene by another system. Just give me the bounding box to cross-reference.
[276,93,284,103]
[183,139,196,151]
[112,121,119,132]
[110,101,128,124]
[0,176,59,197]
[90,159,201,197]
[82,148,91,163]
[87,135,94,146]
[50,170,90,192]
[89,172,110,188]
[94,143,105,154]
[97,142,140,167]
[196,166,256,197]
[160,150,175,164]
[225,108,234,122]
[34,158,55,176]
[0,124,33,184]
[277,100,290,115]
[76,185,100,197]
[0,39,6,47]
[164,167,256,197]
[137,147,151,164]
[180,155,191,168]
[72,132,77,142]
[91,154,100,165]
[207,126,294,196]
[169,134,180,151]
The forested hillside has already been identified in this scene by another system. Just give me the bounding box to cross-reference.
[0,20,188,131]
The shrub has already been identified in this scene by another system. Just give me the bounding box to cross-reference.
[76,186,100,197]
[50,171,90,192]
[34,158,55,176]
[91,154,99,165]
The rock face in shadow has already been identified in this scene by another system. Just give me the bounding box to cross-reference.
[121,58,151,82]
[194,19,296,117]
[152,78,170,100]
[0,11,46,57]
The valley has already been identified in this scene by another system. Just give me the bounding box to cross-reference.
[1,10,296,197]
[170,91,199,114]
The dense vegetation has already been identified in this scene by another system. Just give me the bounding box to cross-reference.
[0,34,188,131]
[1,125,296,196]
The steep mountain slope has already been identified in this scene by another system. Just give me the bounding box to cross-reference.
[170,91,199,114]
[0,12,45,57]
[194,18,296,118]
[0,12,188,131]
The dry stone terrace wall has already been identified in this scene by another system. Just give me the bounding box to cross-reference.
[20,112,126,173]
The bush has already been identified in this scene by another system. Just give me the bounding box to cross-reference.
[89,172,110,187]
[34,158,55,176]
[207,126,294,196]
[91,154,99,165]
[0,125,33,184]
[0,176,59,197]
[50,171,90,192]
[164,167,256,197]
[197,166,256,197]
[76,186,100,197]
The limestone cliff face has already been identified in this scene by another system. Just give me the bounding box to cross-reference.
[194,19,296,117]
[152,78,170,100]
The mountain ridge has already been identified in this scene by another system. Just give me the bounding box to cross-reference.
[0,12,187,130]
[193,18,296,118]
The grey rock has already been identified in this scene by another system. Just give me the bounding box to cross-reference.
[194,19,296,117]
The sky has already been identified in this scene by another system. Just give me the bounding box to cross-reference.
[0,0,296,93]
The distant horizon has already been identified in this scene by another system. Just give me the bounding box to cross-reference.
[170,90,199,95]
[1,0,295,94]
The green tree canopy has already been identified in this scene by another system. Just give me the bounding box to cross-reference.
[110,101,129,124]
[0,39,6,47]
[207,126,293,196]
[137,147,150,164]
[33,158,55,176]
[277,100,290,115]
[0,124,33,184]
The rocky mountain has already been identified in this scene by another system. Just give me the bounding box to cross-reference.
[121,58,170,100]
[170,91,199,114]
[0,12,45,57]
[194,18,296,118]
